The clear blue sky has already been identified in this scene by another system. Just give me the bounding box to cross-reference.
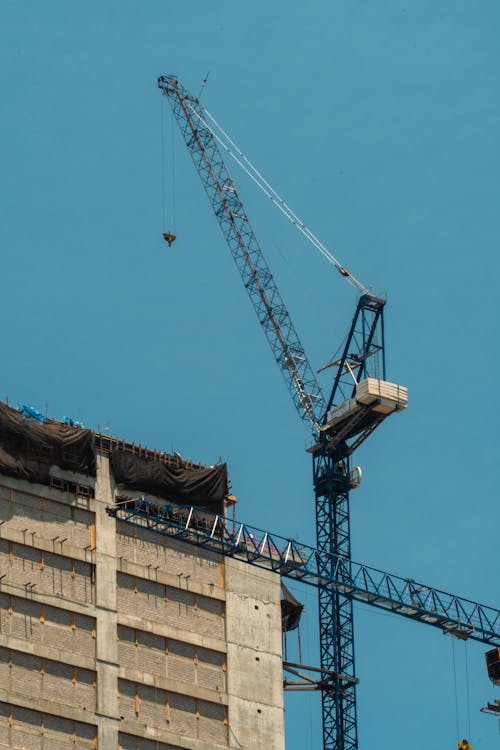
[1,1,499,748]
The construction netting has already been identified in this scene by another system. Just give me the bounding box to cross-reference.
[0,402,96,483]
[110,448,228,513]
[0,402,229,511]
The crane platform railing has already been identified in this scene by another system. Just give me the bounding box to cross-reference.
[107,497,500,647]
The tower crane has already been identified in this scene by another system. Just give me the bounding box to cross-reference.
[127,74,500,748]
[157,74,403,749]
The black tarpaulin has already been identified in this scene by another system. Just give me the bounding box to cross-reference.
[0,403,96,482]
[486,648,500,684]
[281,580,304,632]
[110,448,228,512]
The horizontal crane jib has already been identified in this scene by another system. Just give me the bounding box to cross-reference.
[109,498,500,648]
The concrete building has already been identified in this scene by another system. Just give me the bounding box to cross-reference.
[0,403,285,749]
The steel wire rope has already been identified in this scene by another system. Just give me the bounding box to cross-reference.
[186,102,370,295]
[191,103,363,290]
[451,637,461,741]
[464,640,472,740]
[161,97,177,235]
[201,105,369,293]
[160,97,166,231]
[203,107,350,272]
[170,110,177,231]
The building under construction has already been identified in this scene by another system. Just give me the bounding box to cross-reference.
[0,402,285,750]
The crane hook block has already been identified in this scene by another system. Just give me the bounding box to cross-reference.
[163,232,176,247]
[458,741,471,750]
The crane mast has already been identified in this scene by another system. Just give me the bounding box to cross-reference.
[312,294,387,750]
[159,74,403,750]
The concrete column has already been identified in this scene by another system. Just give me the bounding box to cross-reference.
[94,453,120,749]
[225,558,285,750]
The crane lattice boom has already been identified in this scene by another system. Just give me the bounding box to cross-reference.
[158,75,326,433]
[108,498,500,648]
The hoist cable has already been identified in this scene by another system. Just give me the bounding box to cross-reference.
[186,102,370,295]
[451,638,461,740]
[464,640,472,740]
[160,97,166,230]
[170,110,177,230]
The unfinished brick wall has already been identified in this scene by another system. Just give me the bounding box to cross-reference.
[0,648,96,712]
[116,573,225,640]
[0,540,94,605]
[118,734,183,750]
[0,702,96,750]
[117,625,226,692]
[117,521,222,587]
[118,680,227,746]
[0,593,95,658]
[0,452,283,749]
[0,484,94,550]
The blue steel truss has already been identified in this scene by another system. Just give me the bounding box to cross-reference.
[324,294,385,419]
[311,294,387,750]
[313,454,357,749]
[107,498,500,647]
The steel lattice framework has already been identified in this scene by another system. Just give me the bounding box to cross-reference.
[158,75,325,432]
[107,498,500,648]
[311,295,386,750]
[314,464,356,747]
[159,74,401,750]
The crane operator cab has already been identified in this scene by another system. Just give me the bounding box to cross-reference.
[458,740,471,750]
[163,232,176,247]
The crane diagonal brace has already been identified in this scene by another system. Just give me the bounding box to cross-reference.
[107,498,500,647]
